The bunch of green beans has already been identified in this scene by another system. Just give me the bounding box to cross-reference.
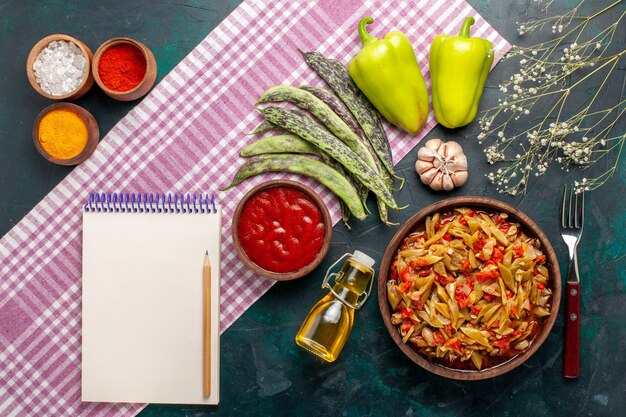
[224,51,400,227]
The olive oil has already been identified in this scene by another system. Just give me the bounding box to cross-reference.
[295,251,375,362]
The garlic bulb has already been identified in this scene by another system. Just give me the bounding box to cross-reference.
[415,138,468,191]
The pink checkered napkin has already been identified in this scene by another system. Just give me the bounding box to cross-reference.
[0,1,509,415]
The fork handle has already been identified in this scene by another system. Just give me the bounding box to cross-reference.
[564,281,580,378]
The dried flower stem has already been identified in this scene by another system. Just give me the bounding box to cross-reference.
[478,0,625,195]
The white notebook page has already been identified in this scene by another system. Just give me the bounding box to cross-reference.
[81,205,221,404]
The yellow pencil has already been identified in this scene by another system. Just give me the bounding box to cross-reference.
[203,250,211,397]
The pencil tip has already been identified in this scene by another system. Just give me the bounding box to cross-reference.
[205,250,208,255]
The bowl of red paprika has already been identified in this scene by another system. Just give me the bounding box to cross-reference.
[232,180,333,281]
[92,37,157,101]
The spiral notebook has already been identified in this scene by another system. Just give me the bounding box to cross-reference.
[81,193,221,405]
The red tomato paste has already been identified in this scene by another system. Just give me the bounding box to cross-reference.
[238,186,326,273]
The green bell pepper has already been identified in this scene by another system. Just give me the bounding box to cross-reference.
[348,17,429,135]
[429,17,494,129]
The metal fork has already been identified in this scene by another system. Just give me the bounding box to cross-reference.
[560,186,584,378]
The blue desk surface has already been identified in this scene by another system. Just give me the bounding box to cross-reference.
[1,1,624,416]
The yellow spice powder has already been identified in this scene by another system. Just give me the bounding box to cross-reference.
[38,108,88,160]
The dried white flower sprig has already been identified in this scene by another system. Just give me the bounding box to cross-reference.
[517,0,580,35]
[478,0,625,195]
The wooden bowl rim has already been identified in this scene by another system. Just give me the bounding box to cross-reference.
[26,34,94,100]
[377,196,561,380]
[92,37,156,98]
[32,102,100,166]
[232,179,333,281]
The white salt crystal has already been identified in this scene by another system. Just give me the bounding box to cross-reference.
[33,40,86,96]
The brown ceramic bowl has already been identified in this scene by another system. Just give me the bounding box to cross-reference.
[26,34,94,100]
[33,102,99,166]
[378,196,561,380]
[232,180,333,281]
[92,37,157,101]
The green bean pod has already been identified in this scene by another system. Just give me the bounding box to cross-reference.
[299,85,392,224]
[222,153,366,220]
[240,132,365,206]
[339,201,352,228]
[316,145,369,216]
[258,86,377,170]
[248,119,279,135]
[299,85,364,140]
[300,50,395,176]
[240,133,360,225]
[324,159,369,211]
[299,85,381,171]
[240,134,320,157]
[260,106,398,209]
[377,165,398,225]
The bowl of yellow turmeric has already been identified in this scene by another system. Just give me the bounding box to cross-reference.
[33,103,99,166]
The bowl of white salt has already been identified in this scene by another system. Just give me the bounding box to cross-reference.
[26,34,94,100]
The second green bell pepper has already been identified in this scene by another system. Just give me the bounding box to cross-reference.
[348,17,429,135]
[429,17,494,129]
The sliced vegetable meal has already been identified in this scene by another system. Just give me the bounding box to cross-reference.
[387,207,552,370]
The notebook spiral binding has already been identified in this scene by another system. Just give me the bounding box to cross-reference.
[84,193,217,214]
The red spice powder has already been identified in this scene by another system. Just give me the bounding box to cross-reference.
[98,43,147,92]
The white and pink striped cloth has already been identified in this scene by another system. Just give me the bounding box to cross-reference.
[0,1,509,415]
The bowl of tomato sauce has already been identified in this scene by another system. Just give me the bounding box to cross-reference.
[232,180,333,281]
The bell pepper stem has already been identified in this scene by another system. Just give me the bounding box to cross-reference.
[357,16,378,47]
[459,17,476,38]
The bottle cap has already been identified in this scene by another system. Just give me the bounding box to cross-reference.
[352,250,375,269]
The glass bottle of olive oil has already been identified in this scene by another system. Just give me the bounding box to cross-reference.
[295,251,375,362]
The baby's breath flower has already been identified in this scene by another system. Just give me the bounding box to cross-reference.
[476,0,624,195]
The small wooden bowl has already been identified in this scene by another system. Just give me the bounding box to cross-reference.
[92,37,157,101]
[232,180,333,281]
[26,34,94,100]
[33,102,99,166]
[378,196,561,380]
